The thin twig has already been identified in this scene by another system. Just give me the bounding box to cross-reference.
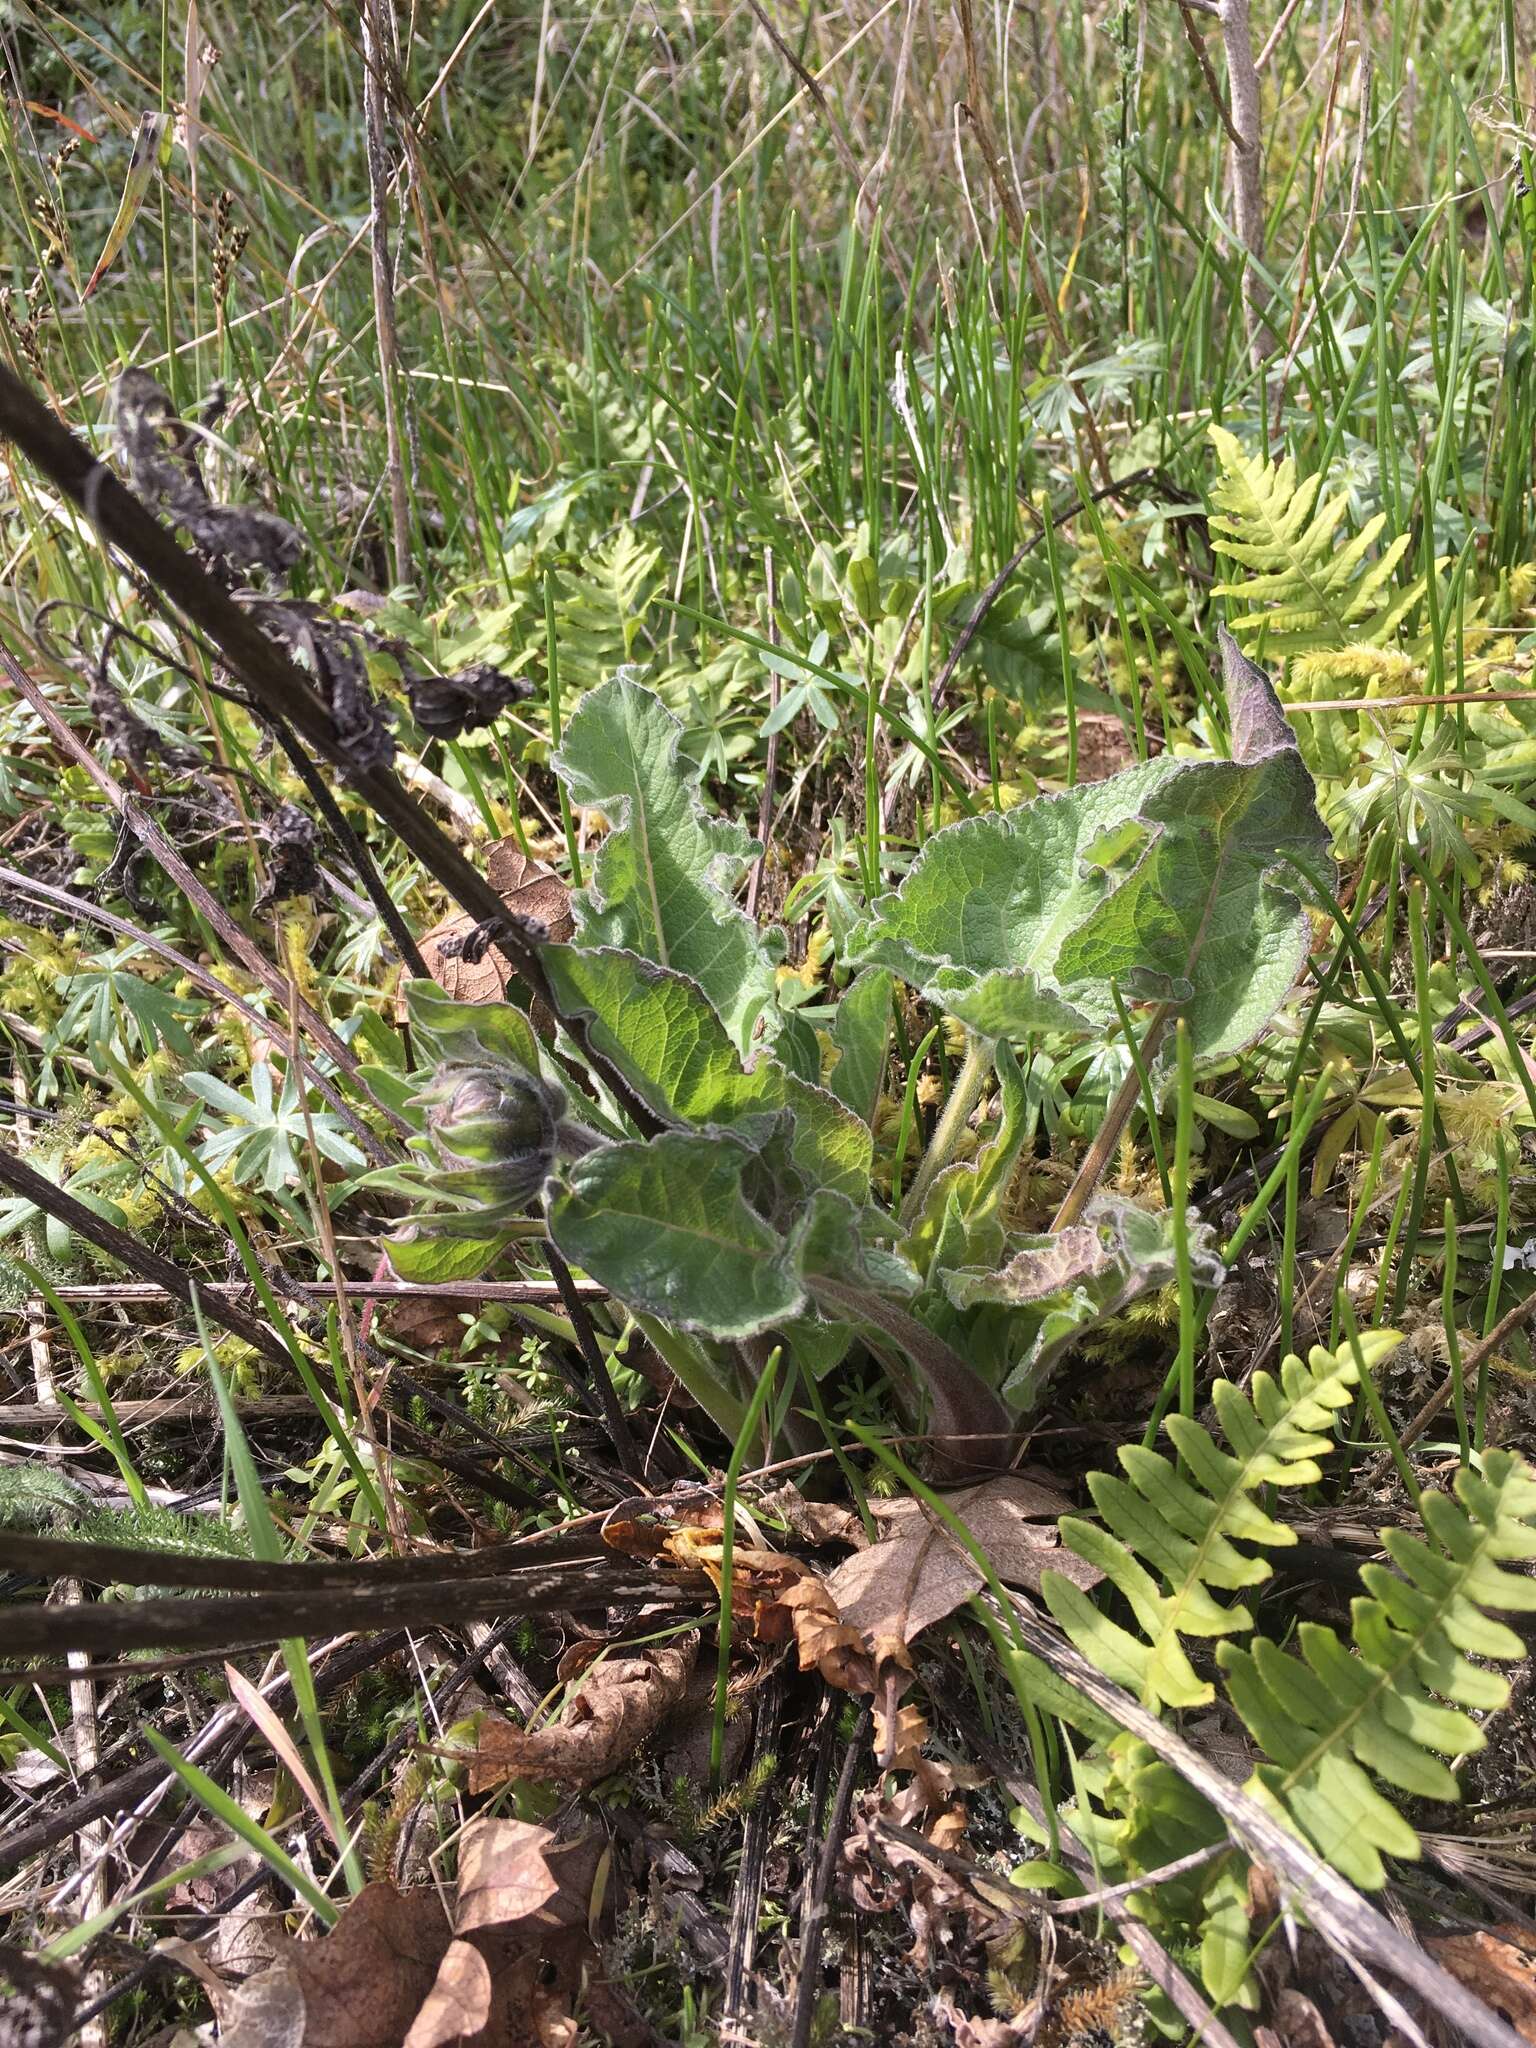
[359,0,413,585]
[1217,0,1276,363]
[0,643,361,1078]
[929,468,1157,713]
[0,862,402,1158]
[790,1703,870,2048]
[1395,1288,1536,1454]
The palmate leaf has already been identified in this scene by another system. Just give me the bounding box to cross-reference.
[845,630,1330,1060]
[555,669,780,1053]
[1040,1333,1397,1711]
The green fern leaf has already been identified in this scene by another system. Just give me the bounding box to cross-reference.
[1218,1448,1536,1888]
[1209,425,1421,655]
[1042,1333,1396,1709]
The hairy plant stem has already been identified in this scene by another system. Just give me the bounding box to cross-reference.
[359,0,413,585]
[1051,1003,1174,1231]
[808,1275,1013,1470]
[1219,0,1276,365]
[900,1031,991,1226]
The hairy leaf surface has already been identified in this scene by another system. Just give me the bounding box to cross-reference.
[554,670,779,1051]
[546,1129,805,1338]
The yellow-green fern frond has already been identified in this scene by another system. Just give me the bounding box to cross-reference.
[1209,426,1420,655]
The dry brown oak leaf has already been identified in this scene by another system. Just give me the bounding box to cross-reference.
[471,1632,699,1792]
[405,1817,608,2048]
[202,1882,454,2048]
[826,1471,1095,1645]
[406,842,574,1009]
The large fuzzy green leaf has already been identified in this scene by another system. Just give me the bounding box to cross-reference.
[826,967,892,1125]
[844,632,1329,1059]
[543,944,780,1134]
[545,1129,806,1339]
[843,761,1173,1041]
[1051,632,1331,1059]
[554,670,779,1052]
[542,944,870,1197]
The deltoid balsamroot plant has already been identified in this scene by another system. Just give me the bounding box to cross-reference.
[1008,1330,1536,2011]
[386,628,1331,1456]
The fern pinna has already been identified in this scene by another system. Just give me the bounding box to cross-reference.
[1207,425,1421,656]
[1017,1333,1536,2006]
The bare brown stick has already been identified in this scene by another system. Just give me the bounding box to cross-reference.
[994,1592,1525,2048]
[1051,1003,1175,1231]
[0,1395,346,1427]
[1173,2,1244,146]
[0,360,663,1138]
[0,1278,602,1303]
[0,644,359,1079]
[1217,0,1276,363]
[743,0,864,191]
[929,468,1158,713]
[790,1702,870,2048]
[0,1560,691,1662]
[360,0,413,586]
[1394,1288,1536,1455]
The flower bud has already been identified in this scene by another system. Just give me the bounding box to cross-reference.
[418,1060,564,1207]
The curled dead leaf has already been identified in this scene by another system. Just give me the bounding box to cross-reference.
[762,1575,874,1693]
[471,1633,699,1791]
[405,843,574,1012]
[827,1473,1089,1648]
[754,1483,866,1549]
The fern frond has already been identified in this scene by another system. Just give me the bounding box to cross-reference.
[1219,1448,1536,1888]
[1041,1332,1399,1709]
[537,527,661,692]
[1209,425,1420,656]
